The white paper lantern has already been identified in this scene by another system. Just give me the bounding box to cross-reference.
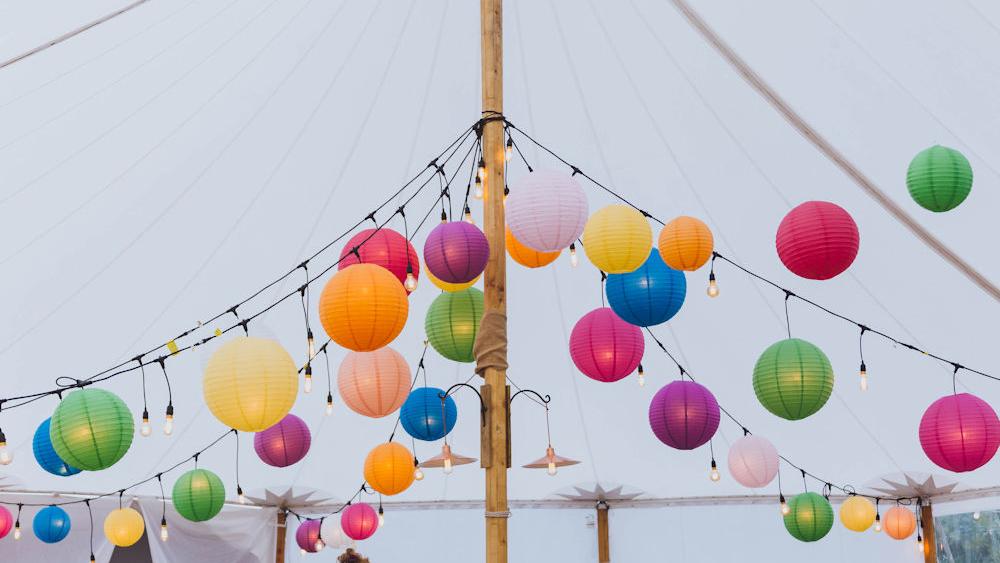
[727,435,779,488]
[321,515,355,549]
[506,170,588,252]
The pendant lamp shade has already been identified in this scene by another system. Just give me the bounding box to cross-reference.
[919,393,1000,472]
[253,414,312,468]
[33,506,71,543]
[505,169,589,252]
[752,338,834,420]
[569,307,644,382]
[423,221,490,284]
[104,507,145,547]
[883,506,917,540]
[906,145,973,212]
[425,287,483,363]
[33,417,81,477]
[582,204,652,274]
[506,226,559,268]
[172,469,225,522]
[364,442,415,496]
[657,216,714,271]
[727,435,779,489]
[319,263,409,352]
[783,492,834,542]
[400,387,457,442]
[605,249,686,327]
[338,228,420,293]
[648,380,720,450]
[775,201,859,280]
[49,388,133,471]
[839,496,876,532]
[341,502,378,541]
[338,347,411,418]
[202,337,298,432]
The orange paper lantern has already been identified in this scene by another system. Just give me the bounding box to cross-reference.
[883,506,916,540]
[657,216,714,271]
[363,442,415,496]
[338,347,411,418]
[319,264,409,352]
[506,226,559,268]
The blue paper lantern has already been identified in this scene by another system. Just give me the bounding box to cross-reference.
[605,249,686,326]
[400,387,457,441]
[33,418,81,477]
[33,506,71,543]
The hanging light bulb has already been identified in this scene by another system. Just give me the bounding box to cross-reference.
[90,554,96,563]
[477,157,486,182]
[464,205,474,225]
[237,486,246,505]
[13,521,21,540]
[307,329,315,361]
[859,361,868,392]
[779,494,790,516]
[160,517,169,542]
[710,459,721,482]
[505,138,513,162]
[378,506,385,528]
[163,405,174,436]
[414,456,424,481]
[503,185,509,204]
[637,364,645,387]
[524,446,579,476]
[299,549,307,556]
[420,443,476,475]
[303,364,313,394]
[141,409,152,437]
[569,243,579,267]
[917,534,924,553]
[707,272,720,298]
[0,428,12,465]
[973,511,981,520]
[440,210,448,224]
[474,176,484,200]
[874,513,882,532]
[325,392,334,416]
[443,457,453,474]
[315,538,325,551]
[405,264,418,292]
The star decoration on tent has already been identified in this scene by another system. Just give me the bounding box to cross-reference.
[864,472,960,499]
[552,482,644,503]
[245,486,335,510]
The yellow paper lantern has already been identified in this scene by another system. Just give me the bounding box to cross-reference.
[884,506,917,540]
[581,204,651,274]
[104,508,145,547]
[506,226,559,268]
[657,215,714,271]
[839,496,876,532]
[364,442,415,496]
[203,337,298,432]
[319,263,409,352]
[425,268,479,292]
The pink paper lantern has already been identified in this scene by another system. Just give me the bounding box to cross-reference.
[253,414,311,468]
[776,201,859,280]
[0,505,12,539]
[919,393,1000,472]
[648,380,720,450]
[338,228,420,293]
[296,519,323,553]
[727,435,779,488]
[506,170,589,252]
[423,222,490,284]
[341,502,378,541]
[569,307,644,382]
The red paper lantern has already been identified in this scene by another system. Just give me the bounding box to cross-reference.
[919,393,1000,472]
[341,502,378,541]
[775,201,859,280]
[569,307,644,383]
[339,228,420,294]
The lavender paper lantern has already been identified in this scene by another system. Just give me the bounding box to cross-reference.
[919,393,1000,472]
[296,519,323,553]
[648,380,720,450]
[569,307,644,383]
[506,170,589,252]
[727,435,779,488]
[253,414,311,468]
[423,221,489,284]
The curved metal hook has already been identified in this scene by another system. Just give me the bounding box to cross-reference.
[441,382,487,427]
[509,388,551,406]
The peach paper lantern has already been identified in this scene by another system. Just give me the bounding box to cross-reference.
[319,263,409,352]
[338,347,411,418]
[883,506,916,540]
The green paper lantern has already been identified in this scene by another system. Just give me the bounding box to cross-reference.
[784,492,834,542]
[172,469,225,522]
[425,287,483,363]
[906,145,973,212]
[49,388,134,471]
[752,338,834,421]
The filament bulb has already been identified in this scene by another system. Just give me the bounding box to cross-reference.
[637,364,645,387]
[464,206,474,225]
[707,273,720,298]
[569,243,579,268]
[973,511,981,520]
[405,271,418,292]
[414,467,424,481]
[304,373,313,394]
[440,210,448,224]
[307,330,315,360]
[315,539,325,551]
[0,442,12,466]
[378,507,385,527]
[160,519,168,542]
[505,139,513,162]
[443,457,453,475]
[474,176,484,200]
[874,515,882,532]
[13,523,21,540]
[710,460,720,482]
[141,410,152,437]
[779,495,790,516]
[477,158,486,181]
[859,362,868,392]
[547,461,557,476]
[163,406,174,436]
[326,393,334,416]
[237,486,246,505]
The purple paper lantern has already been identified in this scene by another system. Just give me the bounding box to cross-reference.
[423,221,490,284]
[569,307,644,383]
[919,393,1000,473]
[296,518,323,553]
[648,380,720,450]
[253,414,311,468]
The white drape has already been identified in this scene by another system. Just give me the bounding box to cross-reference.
[137,499,276,563]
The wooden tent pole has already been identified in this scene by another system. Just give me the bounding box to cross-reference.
[596,501,610,562]
[921,503,937,563]
[275,509,287,563]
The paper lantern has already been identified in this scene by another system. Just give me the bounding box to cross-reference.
[49,388,133,471]
[648,381,720,450]
[319,263,409,352]
[727,435,779,489]
[884,506,916,540]
[425,287,483,363]
[506,226,559,268]
[202,336,298,432]
[34,506,71,543]
[401,387,457,442]
[752,338,834,420]
[172,469,225,522]
[296,519,323,553]
[33,417,81,477]
[569,307,644,382]
[321,517,353,549]
[338,348,411,418]
[784,492,834,542]
[254,414,311,468]
[776,201,859,280]
[582,204,652,274]
[363,442,415,496]
[338,228,420,293]
[657,216,714,271]
[0,506,12,539]
[839,496,876,532]
[919,393,1000,472]
[506,169,588,252]
[423,221,489,284]
[104,507,145,547]
[341,502,378,541]
[426,268,479,292]
[906,145,973,212]
[606,249,686,327]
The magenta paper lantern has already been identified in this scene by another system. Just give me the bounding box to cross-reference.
[423,221,490,284]
[253,414,311,468]
[648,380,720,450]
[296,519,323,553]
[776,201,859,280]
[341,502,378,541]
[506,170,589,252]
[569,307,644,382]
[919,393,1000,472]
[728,435,779,488]
[0,505,12,539]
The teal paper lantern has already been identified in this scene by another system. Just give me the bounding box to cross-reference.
[906,145,973,212]
[784,492,834,542]
[425,288,483,363]
[172,469,225,522]
[50,388,134,471]
[752,338,833,420]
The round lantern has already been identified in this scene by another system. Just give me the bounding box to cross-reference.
[776,201,859,280]
[727,435,779,489]
[172,468,225,522]
[33,417,81,477]
[296,519,323,553]
[0,506,12,539]
[49,388,133,471]
[906,145,973,212]
[506,226,559,268]
[341,502,378,541]
[254,414,311,468]
[919,393,1000,472]
[338,228,420,293]
[506,170,588,252]
[104,507,145,547]
[203,336,298,432]
[426,268,479,292]
[569,307,644,382]
[884,506,917,540]
[582,204,652,274]
[400,387,457,442]
[657,216,714,271]
[321,517,353,549]
[605,249,686,327]
[319,263,409,352]
[648,380,720,450]
[752,338,834,421]
[363,442,415,496]
[33,506,71,543]
[422,221,489,284]
[783,492,834,542]
[425,287,483,363]
[338,347,411,418]
[839,496,876,532]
